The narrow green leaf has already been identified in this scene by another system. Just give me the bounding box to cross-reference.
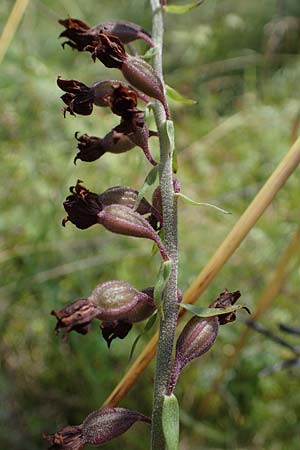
[141,47,158,61]
[154,260,172,307]
[176,192,230,214]
[166,84,197,105]
[134,165,159,210]
[179,302,251,317]
[162,394,180,450]
[129,314,157,360]
[164,0,204,14]
[165,119,175,151]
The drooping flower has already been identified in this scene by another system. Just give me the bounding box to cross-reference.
[61,30,170,118]
[62,181,167,257]
[44,407,151,449]
[62,180,161,228]
[57,78,94,116]
[52,280,156,346]
[57,78,147,117]
[167,290,245,394]
[58,17,154,51]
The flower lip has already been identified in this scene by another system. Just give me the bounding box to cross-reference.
[100,321,132,347]
[109,84,138,117]
[86,33,127,68]
[62,180,103,229]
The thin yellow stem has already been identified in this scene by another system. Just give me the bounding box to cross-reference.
[0,0,30,65]
[103,135,300,408]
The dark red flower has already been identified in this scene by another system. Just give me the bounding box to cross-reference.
[74,133,107,163]
[59,17,154,50]
[108,84,138,117]
[57,78,94,116]
[86,33,127,68]
[62,181,103,229]
[58,18,99,51]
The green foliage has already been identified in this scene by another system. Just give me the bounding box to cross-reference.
[1,0,300,449]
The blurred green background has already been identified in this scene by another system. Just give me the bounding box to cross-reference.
[1,0,300,449]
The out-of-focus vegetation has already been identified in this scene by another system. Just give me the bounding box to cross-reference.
[1,0,299,449]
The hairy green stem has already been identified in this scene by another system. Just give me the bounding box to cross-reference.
[150,1,179,449]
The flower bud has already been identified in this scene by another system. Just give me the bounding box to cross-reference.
[44,407,151,449]
[98,186,162,231]
[98,20,154,47]
[168,289,243,394]
[121,56,170,118]
[97,204,168,260]
[170,316,219,394]
[89,280,156,323]
[98,185,153,216]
